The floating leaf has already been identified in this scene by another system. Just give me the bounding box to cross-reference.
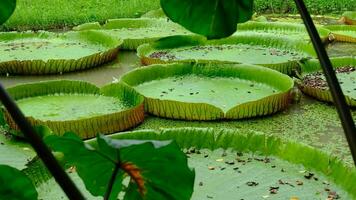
[137,34,315,74]
[0,165,38,200]
[325,25,356,43]
[298,57,356,106]
[0,30,121,75]
[73,18,192,50]
[4,80,144,139]
[121,62,294,120]
[45,133,195,200]
[160,0,253,39]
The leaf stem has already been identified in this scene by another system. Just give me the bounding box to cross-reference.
[104,163,121,200]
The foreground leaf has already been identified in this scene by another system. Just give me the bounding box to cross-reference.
[160,0,253,39]
[0,165,38,200]
[45,133,195,200]
[0,0,16,25]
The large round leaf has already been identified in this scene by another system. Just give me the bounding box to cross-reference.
[298,57,356,107]
[4,80,145,139]
[0,30,122,75]
[137,35,315,74]
[160,0,253,39]
[0,0,16,25]
[73,18,192,50]
[121,63,294,120]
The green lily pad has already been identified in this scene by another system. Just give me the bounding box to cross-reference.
[298,57,356,106]
[23,128,356,199]
[264,14,341,26]
[73,18,192,50]
[140,9,166,18]
[189,149,350,200]
[0,30,122,75]
[121,63,294,120]
[340,11,356,25]
[3,80,144,138]
[137,35,315,74]
[235,21,330,42]
[326,25,356,43]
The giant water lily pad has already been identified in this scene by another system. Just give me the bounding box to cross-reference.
[121,63,294,120]
[235,21,330,42]
[340,11,356,25]
[3,80,144,138]
[0,30,122,75]
[137,35,315,74]
[265,14,341,26]
[23,128,356,199]
[73,18,192,50]
[298,57,356,106]
[326,25,356,43]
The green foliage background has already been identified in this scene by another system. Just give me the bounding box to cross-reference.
[1,0,355,31]
[254,0,355,14]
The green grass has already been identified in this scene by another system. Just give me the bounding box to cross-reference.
[1,0,160,31]
[254,0,355,14]
[2,0,354,31]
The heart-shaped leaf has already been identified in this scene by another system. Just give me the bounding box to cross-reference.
[45,133,195,200]
[0,165,38,200]
[0,0,16,25]
[160,0,253,39]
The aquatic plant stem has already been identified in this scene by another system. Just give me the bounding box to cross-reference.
[294,0,356,166]
[104,163,121,200]
[0,84,85,200]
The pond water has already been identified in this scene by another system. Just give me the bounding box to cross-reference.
[0,40,355,166]
[327,42,356,57]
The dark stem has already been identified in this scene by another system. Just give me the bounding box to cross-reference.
[0,84,85,200]
[104,163,121,200]
[293,0,356,166]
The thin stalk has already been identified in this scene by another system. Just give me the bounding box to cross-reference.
[104,163,121,200]
[293,0,356,166]
[0,84,85,200]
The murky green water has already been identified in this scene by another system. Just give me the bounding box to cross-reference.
[327,42,356,57]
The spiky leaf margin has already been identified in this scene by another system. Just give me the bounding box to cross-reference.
[3,80,144,138]
[121,63,294,120]
[73,18,191,50]
[137,35,315,75]
[0,30,122,75]
[298,57,356,106]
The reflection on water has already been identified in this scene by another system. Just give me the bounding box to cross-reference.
[0,51,140,87]
[327,42,356,57]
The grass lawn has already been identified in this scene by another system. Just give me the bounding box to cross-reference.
[1,0,160,31]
